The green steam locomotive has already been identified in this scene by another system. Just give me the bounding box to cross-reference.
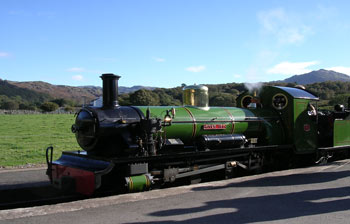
[46,74,350,195]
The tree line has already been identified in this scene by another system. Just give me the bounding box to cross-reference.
[117,82,246,107]
[0,80,77,112]
[2,80,350,111]
[119,81,350,109]
[0,95,77,112]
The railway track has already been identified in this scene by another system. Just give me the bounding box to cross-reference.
[0,180,128,210]
[0,183,87,210]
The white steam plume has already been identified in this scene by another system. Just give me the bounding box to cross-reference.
[244,82,263,94]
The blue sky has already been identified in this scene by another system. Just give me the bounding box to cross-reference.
[1,0,350,88]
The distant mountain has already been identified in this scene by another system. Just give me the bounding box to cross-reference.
[119,85,156,94]
[0,80,52,103]
[282,69,350,85]
[79,85,156,94]
[5,79,156,104]
[8,81,101,104]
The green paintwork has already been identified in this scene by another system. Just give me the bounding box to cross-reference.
[126,175,151,192]
[293,99,318,153]
[239,86,319,154]
[251,109,285,146]
[136,86,319,152]
[136,106,247,144]
[136,106,283,146]
[334,120,350,146]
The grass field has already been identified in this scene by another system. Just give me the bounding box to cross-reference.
[0,114,81,167]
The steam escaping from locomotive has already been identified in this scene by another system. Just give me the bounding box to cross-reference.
[244,82,263,94]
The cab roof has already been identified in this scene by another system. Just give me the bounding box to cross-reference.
[275,86,319,100]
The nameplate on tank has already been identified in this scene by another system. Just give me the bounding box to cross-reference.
[203,124,227,130]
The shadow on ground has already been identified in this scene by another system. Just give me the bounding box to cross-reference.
[192,170,350,191]
[127,168,350,223]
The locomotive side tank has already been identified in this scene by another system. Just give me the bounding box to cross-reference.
[135,105,284,148]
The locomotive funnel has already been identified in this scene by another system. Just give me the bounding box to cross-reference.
[101,73,120,108]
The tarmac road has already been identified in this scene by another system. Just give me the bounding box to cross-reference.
[1,159,349,224]
[0,168,48,190]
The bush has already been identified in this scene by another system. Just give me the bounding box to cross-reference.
[130,89,160,106]
[64,106,75,112]
[51,98,75,107]
[329,94,350,106]
[19,103,37,110]
[40,102,59,112]
[1,100,19,110]
[209,93,236,107]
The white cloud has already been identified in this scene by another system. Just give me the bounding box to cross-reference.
[327,66,350,75]
[0,52,10,57]
[153,57,165,62]
[267,61,319,75]
[258,8,311,44]
[67,67,85,72]
[185,65,206,73]
[233,74,241,78]
[72,75,84,81]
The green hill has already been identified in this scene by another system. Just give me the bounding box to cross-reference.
[0,79,52,103]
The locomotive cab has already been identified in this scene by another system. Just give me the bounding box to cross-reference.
[238,86,320,154]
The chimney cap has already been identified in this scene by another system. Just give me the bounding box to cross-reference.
[100,73,121,79]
